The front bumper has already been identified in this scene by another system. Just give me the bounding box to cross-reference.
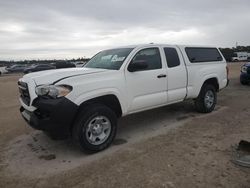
[20,97,78,136]
[240,73,250,82]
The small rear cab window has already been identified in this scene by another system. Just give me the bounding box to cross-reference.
[185,47,223,63]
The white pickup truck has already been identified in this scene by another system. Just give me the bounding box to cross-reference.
[18,44,229,152]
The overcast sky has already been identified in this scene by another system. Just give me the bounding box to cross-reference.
[0,0,250,60]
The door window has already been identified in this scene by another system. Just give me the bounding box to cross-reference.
[185,47,223,63]
[130,48,162,71]
[164,48,180,68]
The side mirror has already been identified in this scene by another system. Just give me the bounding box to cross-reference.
[128,60,148,72]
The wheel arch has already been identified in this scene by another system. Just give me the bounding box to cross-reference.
[202,77,219,91]
[76,94,124,118]
[195,77,219,98]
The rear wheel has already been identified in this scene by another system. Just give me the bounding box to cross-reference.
[195,84,217,113]
[72,104,117,153]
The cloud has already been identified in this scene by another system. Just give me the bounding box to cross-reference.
[0,0,250,60]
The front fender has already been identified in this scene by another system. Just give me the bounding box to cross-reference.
[66,88,126,115]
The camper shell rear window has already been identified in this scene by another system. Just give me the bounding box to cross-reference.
[185,47,223,63]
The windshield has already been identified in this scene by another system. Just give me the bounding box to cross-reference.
[84,48,134,70]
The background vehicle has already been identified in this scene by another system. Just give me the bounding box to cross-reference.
[23,64,56,74]
[240,62,250,85]
[6,64,26,73]
[74,61,86,67]
[232,52,250,62]
[0,66,8,76]
[18,44,229,152]
[55,62,76,69]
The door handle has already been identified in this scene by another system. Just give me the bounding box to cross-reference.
[157,74,167,78]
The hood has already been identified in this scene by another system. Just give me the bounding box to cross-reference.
[23,68,107,85]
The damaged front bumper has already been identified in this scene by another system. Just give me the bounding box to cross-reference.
[20,97,78,137]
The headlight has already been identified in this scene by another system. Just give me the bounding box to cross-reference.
[35,85,72,98]
[241,66,247,73]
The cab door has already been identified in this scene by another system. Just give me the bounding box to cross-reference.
[125,47,168,113]
[163,46,187,103]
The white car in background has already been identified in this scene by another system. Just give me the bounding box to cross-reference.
[74,61,86,67]
[232,52,250,62]
[0,66,8,76]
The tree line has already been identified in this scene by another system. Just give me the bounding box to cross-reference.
[0,57,90,66]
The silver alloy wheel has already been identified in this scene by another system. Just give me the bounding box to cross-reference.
[204,90,214,109]
[85,116,111,145]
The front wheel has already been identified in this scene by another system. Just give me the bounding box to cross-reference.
[72,104,117,153]
[195,84,217,113]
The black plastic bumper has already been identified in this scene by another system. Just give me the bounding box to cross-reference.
[240,73,250,82]
[20,97,78,137]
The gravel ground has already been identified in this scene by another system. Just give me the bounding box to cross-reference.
[0,62,250,188]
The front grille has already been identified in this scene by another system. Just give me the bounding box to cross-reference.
[18,81,30,106]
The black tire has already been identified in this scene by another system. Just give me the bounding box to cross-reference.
[72,104,117,153]
[240,80,248,85]
[195,84,217,113]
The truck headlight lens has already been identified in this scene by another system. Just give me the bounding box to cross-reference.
[241,66,247,73]
[35,85,72,98]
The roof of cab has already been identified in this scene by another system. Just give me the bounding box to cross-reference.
[113,43,217,49]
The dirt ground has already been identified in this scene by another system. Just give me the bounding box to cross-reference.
[0,63,250,188]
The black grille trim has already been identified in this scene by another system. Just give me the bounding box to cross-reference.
[18,81,30,106]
